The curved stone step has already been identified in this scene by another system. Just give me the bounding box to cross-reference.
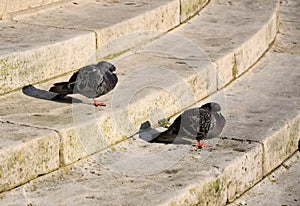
[0,0,209,95]
[0,0,280,195]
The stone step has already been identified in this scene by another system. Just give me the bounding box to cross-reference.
[0,0,298,202]
[0,0,66,19]
[0,0,208,95]
[229,152,300,206]
[0,0,280,197]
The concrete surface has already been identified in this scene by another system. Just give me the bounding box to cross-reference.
[229,152,300,206]
[0,0,279,193]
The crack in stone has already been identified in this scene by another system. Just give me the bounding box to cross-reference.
[0,119,58,133]
[219,136,261,144]
[138,52,201,62]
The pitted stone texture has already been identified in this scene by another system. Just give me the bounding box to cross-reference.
[14,0,181,60]
[223,145,263,202]
[234,7,278,77]
[0,21,95,95]
[222,52,300,177]
[0,90,111,165]
[0,122,59,193]
[180,0,209,22]
[167,177,227,206]
[0,0,5,19]
[0,0,64,19]
[263,114,300,175]
[229,152,300,206]
[0,137,262,206]
[174,0,278,88]
[273,0,300,55]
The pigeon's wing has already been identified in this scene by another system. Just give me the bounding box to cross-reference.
[150,104,225,145]
[73,65,104,98]
[207,112,226,139]
[48,69,79,96]
[49,81,74,95]
[149,115,181,143]
[150,108,211,143]
[68,70,79,84]
[178,108,211,140]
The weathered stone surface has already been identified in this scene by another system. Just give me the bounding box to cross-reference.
[234,8,278,77]
[14,0,181,60]
[0,136,259,206]
[0,21,95,95]
[1,0,191,95]
[0,122,59,193]
[221,51,300,178]
[273,0,300,55]
[0,0,280,191]
[0,0,5,19]
[180,0,209,23]
[174,0,278,88]
[229,152,300,206]
[0,50,216,165]
[263,114,300,175]
[223,145,263,202]
[1,32,299,203]
[0,0,65,19]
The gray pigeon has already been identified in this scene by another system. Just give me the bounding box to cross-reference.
[49,61,118,106]
[149,102,225,148]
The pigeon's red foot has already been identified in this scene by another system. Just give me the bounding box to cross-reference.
[93,99,106,107]
[196,141,210,149]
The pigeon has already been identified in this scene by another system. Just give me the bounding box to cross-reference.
[49,61,118,106]
[149,102,225,148]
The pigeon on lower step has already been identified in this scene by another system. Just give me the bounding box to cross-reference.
[149,102,226,148]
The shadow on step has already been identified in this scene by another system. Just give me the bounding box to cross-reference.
[22,85,82,104]
[138,121,192,145]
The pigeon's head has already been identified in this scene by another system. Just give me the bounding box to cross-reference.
[96,61,116,73]
[201,102,221,112]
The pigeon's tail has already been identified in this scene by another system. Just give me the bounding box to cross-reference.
[49,82,73,95]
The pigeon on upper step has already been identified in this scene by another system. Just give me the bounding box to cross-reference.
[49,61,118,106]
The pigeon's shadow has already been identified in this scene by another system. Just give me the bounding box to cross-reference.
[22,85,82,104]
[138,121,192,145]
